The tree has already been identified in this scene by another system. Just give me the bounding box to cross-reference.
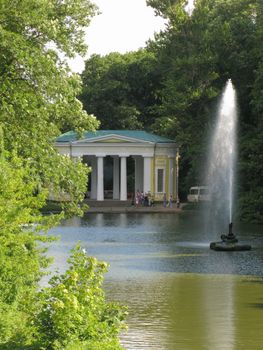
[238,0,263,222]
[146,0,262,217]
[0,0,99,215]
[0,149,55,346]
[0,0,127,347]
[147,0,222,194]
[80,50,161,130]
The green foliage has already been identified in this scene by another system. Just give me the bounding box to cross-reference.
[0,0,99,217]
[146,0,181,18]
[0,153,127,349]
[0,152,56,346]
[146,0,263,219]
[35,245,127,350]
[239,189,263,223]
[65,339,124,350]
[0,0,127,348]
[80,50,161,130]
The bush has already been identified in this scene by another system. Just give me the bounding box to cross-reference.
[239,189,263,223]
[35,245,128,350]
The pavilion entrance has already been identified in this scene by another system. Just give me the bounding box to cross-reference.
[83,155,135,200]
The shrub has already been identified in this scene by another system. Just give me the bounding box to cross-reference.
[35,245,127,350]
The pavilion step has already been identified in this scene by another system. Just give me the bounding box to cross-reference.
[84,199,132,207]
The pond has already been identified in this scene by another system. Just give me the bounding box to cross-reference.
[48,212,263,350]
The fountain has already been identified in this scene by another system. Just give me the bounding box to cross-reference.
[210,221,251,251]
[207,79,251,251]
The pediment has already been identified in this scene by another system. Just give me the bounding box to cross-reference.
[94,137,133,143]
[73,134,154,144]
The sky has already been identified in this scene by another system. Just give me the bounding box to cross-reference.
[68,0,167,73]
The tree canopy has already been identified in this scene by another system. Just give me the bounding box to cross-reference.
[0,0,100,215]
[80,50,162,130]
[0,0,127,348]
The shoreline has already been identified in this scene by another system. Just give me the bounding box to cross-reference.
[42,200,188,215]
[86,205,183,214]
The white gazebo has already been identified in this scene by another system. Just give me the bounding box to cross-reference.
[55,130,179,202]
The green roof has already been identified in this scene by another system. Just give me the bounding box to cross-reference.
[56,130,175,143]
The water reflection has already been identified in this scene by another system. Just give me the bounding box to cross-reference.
[48,213,263,350]
[105,274,263,350]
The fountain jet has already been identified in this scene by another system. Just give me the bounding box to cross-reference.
[208,80,251,251]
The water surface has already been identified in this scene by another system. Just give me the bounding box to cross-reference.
[48,212,263,350]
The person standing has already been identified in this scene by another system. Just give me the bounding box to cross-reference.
[163,193,167,208]
[169,194,173,208]
[135,191,139,207]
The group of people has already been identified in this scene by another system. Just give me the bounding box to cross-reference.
[163,193,180,208]
[134,191,154,207]
[163,193,173,208]
[133,191,180,209]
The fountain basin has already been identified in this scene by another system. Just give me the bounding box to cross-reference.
[210,241,251,251]
[210,223,251,251]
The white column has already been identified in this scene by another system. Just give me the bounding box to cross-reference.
[97,156,104,201]
[143,157,152,194]
[113,156,120,200]
[134,156,139,193]
[120,156,127,201]
[90,156,97,199]
[169,157,174,197]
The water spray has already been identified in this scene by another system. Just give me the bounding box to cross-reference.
[208,80,251,251]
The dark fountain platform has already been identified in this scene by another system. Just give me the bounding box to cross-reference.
[210,223,251,251]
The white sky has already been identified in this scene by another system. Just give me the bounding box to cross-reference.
[185,0,195,15]
[68,0,167,73]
